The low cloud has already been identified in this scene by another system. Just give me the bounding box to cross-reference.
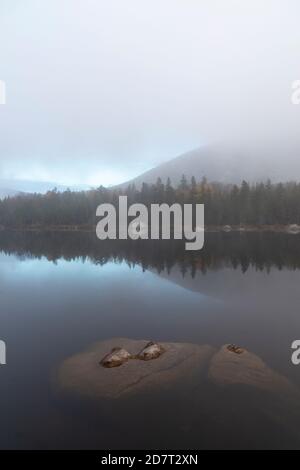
[0,0,299,186]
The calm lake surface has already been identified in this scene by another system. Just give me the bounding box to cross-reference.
[0,230,300,449]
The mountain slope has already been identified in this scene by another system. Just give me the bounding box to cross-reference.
[0,188,22,199]
[119,143,300,188]
[0,179,90,199]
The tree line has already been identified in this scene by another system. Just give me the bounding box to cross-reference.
[1,176,300,227]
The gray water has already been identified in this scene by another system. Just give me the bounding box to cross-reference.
[0,231,300,449]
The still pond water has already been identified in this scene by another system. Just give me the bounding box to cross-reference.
[0,230,300,449]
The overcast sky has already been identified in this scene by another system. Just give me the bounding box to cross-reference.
[0,0,299,187]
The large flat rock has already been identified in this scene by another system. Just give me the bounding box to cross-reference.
[57,338,215,399]
[209,345,298,398]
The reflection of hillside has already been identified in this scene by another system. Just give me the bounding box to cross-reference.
[152,262,300,304]
[1,231,300,275]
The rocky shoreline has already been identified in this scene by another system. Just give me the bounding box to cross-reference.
[2,224,300,234]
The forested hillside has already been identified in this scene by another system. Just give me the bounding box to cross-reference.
[1,177,300,228]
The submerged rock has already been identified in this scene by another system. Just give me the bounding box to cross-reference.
[56,339,300,409]
[55,340,300,444]
[56,338,215,399]
[137,341,165,361]
[100,347,132,368]
[208,344,300,440]
[209,344,298,396]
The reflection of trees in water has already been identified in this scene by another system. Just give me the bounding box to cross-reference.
[0,231,300,276]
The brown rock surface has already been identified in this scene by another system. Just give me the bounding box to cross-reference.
[57,338,215,399]
[209,344,298,397]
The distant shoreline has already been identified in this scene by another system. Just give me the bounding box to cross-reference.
[1,224,300,234]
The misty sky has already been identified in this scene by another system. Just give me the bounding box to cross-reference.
[0,0,299,187]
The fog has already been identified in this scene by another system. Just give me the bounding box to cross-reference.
[0,0,299,187]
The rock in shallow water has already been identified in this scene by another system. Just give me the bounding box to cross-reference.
[226,344,244,355]
[209,344,298,397]
[56,338,215,399]
[100,347,132,368]
[56,339,300,409]
[137,341,165,361]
